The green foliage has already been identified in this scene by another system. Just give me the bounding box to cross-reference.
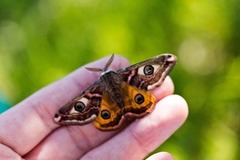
[0,0,239,159]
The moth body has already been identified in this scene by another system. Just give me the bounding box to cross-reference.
[99,70,125,108]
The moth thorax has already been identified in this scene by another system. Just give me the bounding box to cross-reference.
[100,68,114,76]
[100,71,122,87]
[100,71,125,107]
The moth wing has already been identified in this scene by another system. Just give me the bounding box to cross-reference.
[122,82,156,118]
[54,80,102,125]
[118,54,176,90]
[93,91,124,131]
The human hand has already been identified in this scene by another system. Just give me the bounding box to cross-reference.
[0,55,188,160]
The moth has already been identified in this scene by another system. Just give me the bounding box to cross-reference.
[54,54,177,131]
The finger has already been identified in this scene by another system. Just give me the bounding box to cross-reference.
[81,95,188,160]
[0,55,129,155]
[23,78,175,159]
[146,152,174,160]
[151,76,174,101]
[0,144,21,159]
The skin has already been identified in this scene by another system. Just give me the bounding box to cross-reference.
[0,55,188,160]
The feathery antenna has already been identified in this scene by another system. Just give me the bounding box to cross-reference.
[85,54,115,72]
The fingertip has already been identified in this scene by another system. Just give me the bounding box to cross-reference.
[173,94,189,118]
[151,76,175,101]
[146,152,174,160]
[153,94,189,131]
[158,94,189,122]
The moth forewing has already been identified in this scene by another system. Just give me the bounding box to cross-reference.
[118,54,177,91]
[54,81,102,125]
[146,54,177,90]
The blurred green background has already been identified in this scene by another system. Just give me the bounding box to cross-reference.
[0,0,239,159]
